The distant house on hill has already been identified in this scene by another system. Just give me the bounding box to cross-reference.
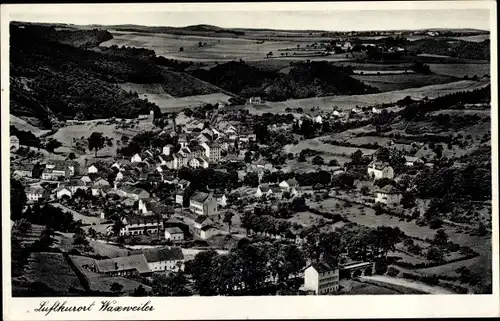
[375,185,402,206]
[248,97,262,104]
[367,162,394,180]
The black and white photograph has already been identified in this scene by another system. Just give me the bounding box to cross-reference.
[1,1,498,319]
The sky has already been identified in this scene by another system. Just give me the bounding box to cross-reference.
[5,3,492,32]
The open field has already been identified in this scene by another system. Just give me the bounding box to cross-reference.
[287,211,332,227]
[340,279,400,295]
[157,93,232,112]
[55,232,129,258]
[428,63,490,78]
[334,62,414,71]
[15,252,85,295]
[284,136,378,157]
[10,114,51,137]
[353,73,456,92]
[452,35,490,42]
[102,31,312,62]
[119,81,232,112]
[243,80,489,114]
[48,119,152,158]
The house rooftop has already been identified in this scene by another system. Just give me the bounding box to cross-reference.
[131,247,184,263]
[377,185,401,194]
[165,227,184,234]
[95,254,151,274]
[308,262,335,273]
[190,192,211,203]
[194,215,211,225]
[369,161,391,170]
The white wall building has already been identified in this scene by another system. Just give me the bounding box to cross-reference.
[303,263,340,295]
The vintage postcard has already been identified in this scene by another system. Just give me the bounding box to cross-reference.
[1,1,499,320]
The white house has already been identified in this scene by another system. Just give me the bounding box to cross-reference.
[131,153,142,163]
[193,216,213,230]
[215,193,228,207]
[303,262,340,295]
[375,185,402,206]
[279,178,299,192]
[165,227,184,241]
[118,216,163,236]
[175,193,184,206]
[404,156,424,167]
[162,144,174,156]
[367,162,394,180]
[87,165,99,174]
[199,226,218,240]
[134,247,185,272]
[188,158,200,169]
[56,186,72,199]
[25,187,48,202]
[12,163,34,178]
[372,107,382,114]
[248,97,262,104]
[255,184,283,199]
[10,136,20,151]
[313,115,323,124]
[189,192,218,216]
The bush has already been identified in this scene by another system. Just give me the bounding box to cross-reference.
[386,266,400,277]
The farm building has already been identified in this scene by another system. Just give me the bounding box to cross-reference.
[302,262,340,295]
[375,185,402,206]
[164,227,185,241]
[130,247,185,272]
[367,162,394,180]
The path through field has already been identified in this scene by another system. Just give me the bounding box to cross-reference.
[360,275,454,294]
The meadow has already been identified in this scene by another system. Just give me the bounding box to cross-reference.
[352,73,456,92]
[102,31,311,62]
[428,63,490,78]
[244,80,489,114]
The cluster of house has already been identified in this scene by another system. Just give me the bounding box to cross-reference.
[294,106,385,127]
[82,246,185,277]
[130,122,255,172]
[254,178,300,199]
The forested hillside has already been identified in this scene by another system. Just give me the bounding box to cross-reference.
[9,24,222,127]
[192,61,378,101]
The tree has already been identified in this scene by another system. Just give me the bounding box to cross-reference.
[328,159,339,166]
[376,147,391,163]
[350,149,364,165]
[223,212,234,233]
[312,155,324,165]
[88,227,97,239]
[10,178,27,221]
[400,192,416,208]
[87,132,105,157]
[433,229,449,246]
[133,285,147,296]
[426,247,444,262]
[179,47,184,52]
[67,152,76,160]
[45,138,62,153]
[110,282,124,295]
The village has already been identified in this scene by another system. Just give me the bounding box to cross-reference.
[10,85,491,297]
